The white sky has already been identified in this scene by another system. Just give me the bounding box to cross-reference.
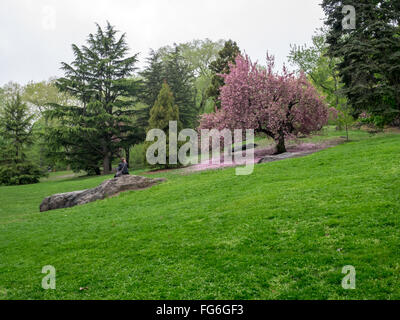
[0,0,325,86]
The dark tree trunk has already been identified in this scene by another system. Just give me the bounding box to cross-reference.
[103,154,111,175]
[275,134,287,154]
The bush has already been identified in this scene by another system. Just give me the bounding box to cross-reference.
[358,112,398,129]
[129,143,148,170]
[0,161,46,186]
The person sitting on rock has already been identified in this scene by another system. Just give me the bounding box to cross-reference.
[115,157,129,178]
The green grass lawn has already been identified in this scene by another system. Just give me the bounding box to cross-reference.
[0,130,399,299]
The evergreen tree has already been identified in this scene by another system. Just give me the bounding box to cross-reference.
[138,50,165,131]
[0,92,44,185]
[146,82,181,169]
[206,40,241,108]
[45,22,142,174]
[321,0,400,122]
[163,46,197,128]
[141,46,197,129]
[141,50,165,109]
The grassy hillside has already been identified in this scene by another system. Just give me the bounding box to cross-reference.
[0,132,399,299]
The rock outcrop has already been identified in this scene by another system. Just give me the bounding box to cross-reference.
[40,175,165,212]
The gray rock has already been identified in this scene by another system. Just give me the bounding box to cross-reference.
[257,151,316,164]
[257,152,296,164]
[232,143,258,153]
[40,175,165,212]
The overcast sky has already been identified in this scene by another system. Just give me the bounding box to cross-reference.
[0,0,325,86]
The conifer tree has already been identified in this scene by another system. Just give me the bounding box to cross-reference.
[321,0,400,121]
[146,82,181,169]
[163,46,197,128]
[45,22,142,174]
[206,40,241,108]
[0,92,43,185]
[141,46,197,129]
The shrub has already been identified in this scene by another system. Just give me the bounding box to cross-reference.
[0,161,46,186]
[130,143,148,170]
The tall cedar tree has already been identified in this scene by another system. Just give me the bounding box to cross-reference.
[321,0,400,122]
[206,40,241,109]
[141,46,197,129]
[0,93,43,185]
[46,22,141,174]
[147,82,181,168]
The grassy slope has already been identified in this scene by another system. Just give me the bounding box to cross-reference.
[0,132,399,299]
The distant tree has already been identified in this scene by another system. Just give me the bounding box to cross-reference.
[0,91,44,185]
[178,39,225,113]
[21,80,74,170]
[163,46,197,128]
[23,79,72,115]
[146,82,181,168]
[288,28,347,111]
[321,0,400,123]
[141,50,165,110]
[0,87,4,108]
[200,55,328,154]
[141,45,197,129]
[206,40,241,108]
[45,22,142,175]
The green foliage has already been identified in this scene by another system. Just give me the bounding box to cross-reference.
[289,28,347,110]
[0,161,44,186]
[45,22,142,175]
[146,82,182,169]
[359,114,393,130]
[23,79,72,115]
[163,46,197,128]
[335,105,354,141]
[321,0,400,120]
[140,50,165,112]
[148,82,180,130]
[206,40,241,108]
[141,45,198,129]
[129,143,147,169]
[0,93,34,161]
[178,39,225,114]
[0,90,44,185]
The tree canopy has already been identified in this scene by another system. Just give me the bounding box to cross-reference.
[321,0,400,122]
[200,55,328,154]
[45,22,142,174]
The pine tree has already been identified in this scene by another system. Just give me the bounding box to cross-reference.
[146,82,181,169]
[206,40,241,108]
[321,0,400,122]
[0,92,44,185]
[163,46,197,128]
[141,46,197,129]
[45,22,142,174]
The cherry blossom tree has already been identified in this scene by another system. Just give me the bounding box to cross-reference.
[199,54,328,154]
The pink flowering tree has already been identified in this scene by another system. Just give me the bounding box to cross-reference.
[199,54,328,154]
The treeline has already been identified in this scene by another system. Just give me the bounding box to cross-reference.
[0,22,240,184]
[289,0,400,129]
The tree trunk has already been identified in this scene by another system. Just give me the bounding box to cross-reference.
[275,134,287,154]
[103,154,111,175]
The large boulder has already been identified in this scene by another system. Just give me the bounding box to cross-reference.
[40,175,165,212]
